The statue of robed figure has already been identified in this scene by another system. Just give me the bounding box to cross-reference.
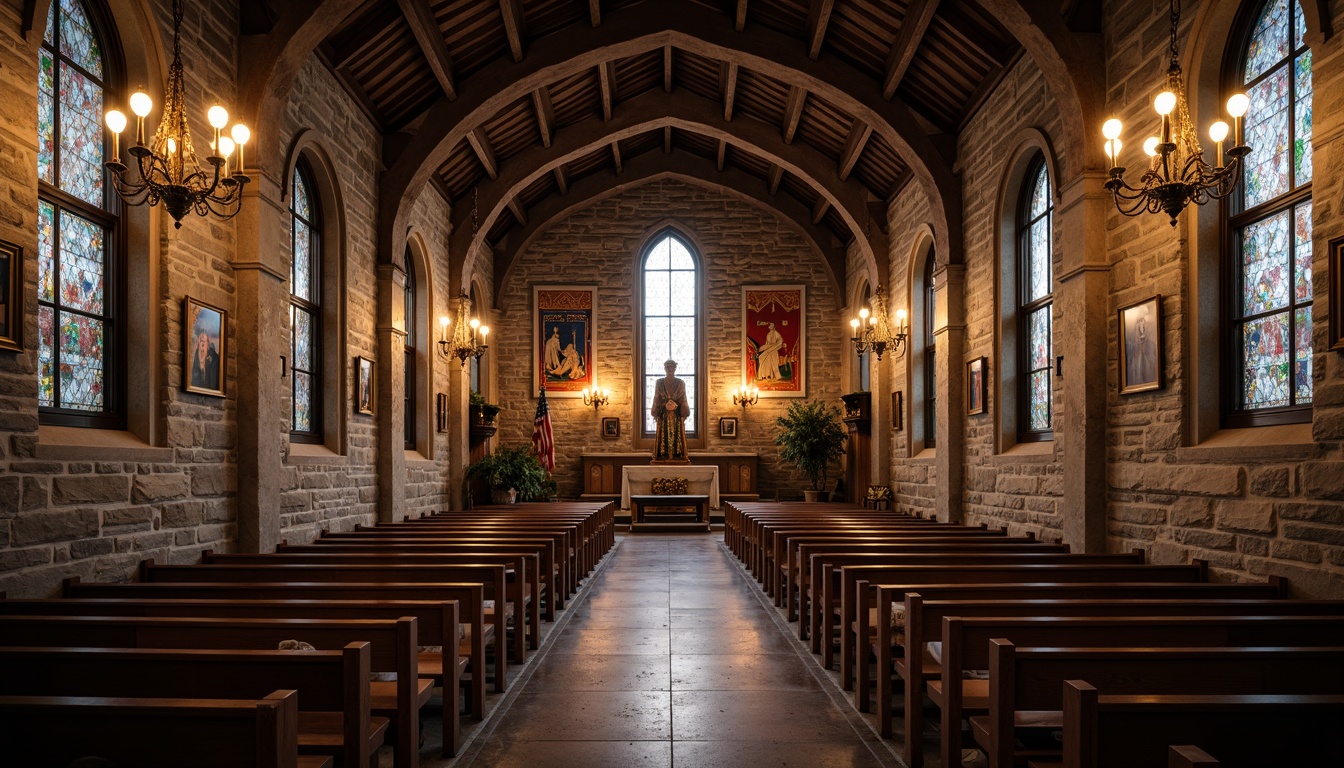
[651,359,690,463]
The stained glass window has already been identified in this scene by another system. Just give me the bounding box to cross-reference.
[291,161,322,441]
[404,251,417,450]
[923,256,937,448]
[38,0,119,427]
[1230,0,1312,423]
[1017,157,1053,440]
[641,233,698,436]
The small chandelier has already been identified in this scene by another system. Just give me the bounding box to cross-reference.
[103,0,251,229]
[733,385,759,410]
[582,379,609,409]
[1102,0,1250,226]
[849,285,907,362]
[438,295,489,367]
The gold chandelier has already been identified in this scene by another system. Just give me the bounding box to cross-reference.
[438,295,489,367]
[103,0,251,228]
[1101,0,1250,226]
[849,285,907,362]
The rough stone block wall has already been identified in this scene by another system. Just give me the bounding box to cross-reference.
[493,179,845,499]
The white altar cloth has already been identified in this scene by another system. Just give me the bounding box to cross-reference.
[621,465,720,510]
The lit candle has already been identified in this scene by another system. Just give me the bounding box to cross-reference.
[1155,91,1176,145]
[1209,121,1229,167]
[105,110,126,164]
[130,91,152,146]
[439,315,450,342]
[1226,93,1249,147]
[231,124,251,175]
[895,308,908,335]
[207,106,228,159]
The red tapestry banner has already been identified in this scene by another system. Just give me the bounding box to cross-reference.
[742,285,805,396]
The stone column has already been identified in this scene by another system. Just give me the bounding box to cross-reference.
[232,178,289,553]
[447,356,471,510]
[376,264,408,523]
[1056,172,1110,552]
[934,264,966,523]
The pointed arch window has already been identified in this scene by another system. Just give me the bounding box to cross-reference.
[469,285,483,396]
[640,232,700,438]
[404,251,417,450]
[37,0,123,428]
[923,257,937,449]
[1017,157,1053,441]
[1225,0,1313,426]
[290,161,322,443]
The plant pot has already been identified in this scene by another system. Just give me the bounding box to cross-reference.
[803,489,822,502]
[471,404,501,428]
[490,488,518,505]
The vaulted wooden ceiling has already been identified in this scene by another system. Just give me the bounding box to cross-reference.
[316,0,1021,263]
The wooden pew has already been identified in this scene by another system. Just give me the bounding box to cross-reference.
[60,578,490,721]
[139,559,513,688]
[932,615,1344,768]
[0,643,385,767]
[1168,746,1220,768]
[1045,681,1344,768]
[977,642,1344,768]
[0,615,426,768]
[0,690,326,768]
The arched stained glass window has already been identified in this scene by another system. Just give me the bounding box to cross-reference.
[858,285,872,392]
[1018,157,1053,441]
[641,232,699,437]
[469,284,482,396]
[404,251,417,450]
[1228,0,1312,425]
[38,0,121,427]
[290,161,322,442]
[923,256,936,449]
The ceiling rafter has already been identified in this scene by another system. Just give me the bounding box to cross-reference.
[499,0,526,62]
[837,119,872,181]
[598,60,616,121]
[611,141,623,173]
[883,0,939,100]
[532,87,555,147]
[468,128,499,180]
[811,196,830,225]
[553,166,569,194]
[664,126,673,153]
[588,0,602,27]
[806,0,835,61]
[716,138,727,171]
[663,45,674,92]
[782,85,806,144]
[767,163,783,195]
[720,61,739,121]
[396,0,457,100]
[508,197,528,225]
[734,0,748,32]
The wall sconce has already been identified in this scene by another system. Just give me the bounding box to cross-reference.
[849,285,907,361]
[437,294,488,367]
[582,380,610,409]
[733,385,759,409]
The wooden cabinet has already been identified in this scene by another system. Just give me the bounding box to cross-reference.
[581,453,758,500]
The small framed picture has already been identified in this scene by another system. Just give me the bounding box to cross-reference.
[891,390,903,431]
[719,416,738,439]
[601,416,620,439]
[1329,239,1344,350]
[183,296,227,397]
[966,356,987,415]
[355,356,375,415]
[436,393,449,433]
[1118,295,1163,394]
[0,239,23,352]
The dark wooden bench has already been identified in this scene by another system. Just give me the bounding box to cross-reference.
[0,614,426,768]
[976,642,1344,768]
[629,494,710,526]
[0,643,385,768]
[0,690,328,768]
[1168,745,1221,768]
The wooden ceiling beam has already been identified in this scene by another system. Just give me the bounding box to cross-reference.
[720,61,739,121]
[716,138,727,171]
[734,0,748,31]
[611,141,623,174]
[468,128,499,180]
[837,119,872,181]
[882,0,939,100]
[811,196,830,225]
[588,0,601,27]
[806,0,835,61]
[599,60,616,121]
[532,86,555,147]
[663,45,674,93]
[767,163,783,195]
[782,85,806,144]
[553,166,569,194]
[664,126,673,153]
[397,0,457,100]
[508,197,528,225]
[499,0,526,62]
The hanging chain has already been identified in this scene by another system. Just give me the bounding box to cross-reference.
[1168,0,1182,65]
[471,187,480,235]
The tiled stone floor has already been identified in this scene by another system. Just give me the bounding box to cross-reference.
[453,533,899,768]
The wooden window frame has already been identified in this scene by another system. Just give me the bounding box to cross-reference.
[289,159,323,444]
[923,256,937,449]
[1016,155,1054,443]
[637,229,703,442]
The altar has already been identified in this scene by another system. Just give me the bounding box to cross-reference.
[620,465,720,510]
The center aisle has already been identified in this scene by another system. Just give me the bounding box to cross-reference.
[458,533,897,768]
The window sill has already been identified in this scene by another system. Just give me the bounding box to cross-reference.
[910,448,936,463]
[1176,423,1320,463]
[36,426,173,462]
[287,442,349,466]
[989,440,1056,465]
[405,450,438,470]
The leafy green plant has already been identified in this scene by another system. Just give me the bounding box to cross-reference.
[466,445,548,501]
[774,399,847,492]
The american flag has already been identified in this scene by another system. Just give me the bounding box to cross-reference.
[532,383,555,471]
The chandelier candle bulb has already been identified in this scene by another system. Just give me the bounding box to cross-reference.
[230,125,250,174]
[1209,121,1229,166]
[105,110,126,164]
[129,90,152,145]
[895,308,908,336]
[439,316,450,342]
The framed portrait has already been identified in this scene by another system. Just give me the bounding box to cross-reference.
[436,393,450,433]
[892,390,903,431]
[601,417,620,439]
[1330,239,1344,350]
[0,239,22,352]
[355,356,375,415]
[183,296,227,397]
[719,416,738,439]
[742,285,806,397]
[534,285,597,398]
[1118,295,1164,394]
[966,357,988,415]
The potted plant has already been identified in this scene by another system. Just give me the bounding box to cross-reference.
[774,399,847,502]
[469,390,502,428]
[466,445,548,504]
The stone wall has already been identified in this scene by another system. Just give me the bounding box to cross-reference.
[493,179,846,500]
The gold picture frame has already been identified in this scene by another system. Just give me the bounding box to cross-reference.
[0,239,22,352]
[183,296,227,397]
[355,356,375,415]
[1118,294,1164,394]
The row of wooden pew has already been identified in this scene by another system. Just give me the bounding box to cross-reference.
[0,501,615,768]
[724,501,1344,768]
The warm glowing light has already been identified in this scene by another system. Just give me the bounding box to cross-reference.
[479,326,490,338]
[850,318,860,330]
[858,307,870,320]
[217,136,235,158]
[129,92,153,118]
[231,124,251,145]
[439,316,450,328]
[896,309,908,323]
[1154,91,1177,116]
[1226,93,1249,118]
[1143,136,1161,157]
[207,106,229,129]
[1209,121,1229,143]
[469,318,480,330]
[1102,119,1123,140]
[105,110,127,134]
[167,137,177,155]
